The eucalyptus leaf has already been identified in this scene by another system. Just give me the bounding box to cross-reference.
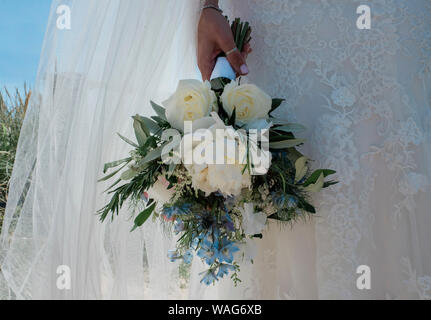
[141,117,162,135]
[117,133,139,148]
[133,115,150,136]
[140,143,168,164]
[151,116,168,126]
[131,202,156,232]
[133,118,148,146]
[103,157,132,174]
[274,123,306,134]
[269,118,293,125]
[270,139,306,149]
[121,168,138,181]
[99,162,129,182]
[150,101,167,120]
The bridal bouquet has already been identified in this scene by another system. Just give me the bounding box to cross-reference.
[99,18,337,286]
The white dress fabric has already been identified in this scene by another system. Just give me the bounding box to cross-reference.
[190,0,431,300]
[1,0,431,300]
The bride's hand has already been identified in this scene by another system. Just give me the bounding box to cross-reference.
[198,4,251,80]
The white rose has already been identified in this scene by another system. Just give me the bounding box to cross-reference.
[240,203,267,236]
[163,80,217,131]
[147,176,175,205]
[207,163,251,197]
[221,80,272,123]
[182,113,251,196]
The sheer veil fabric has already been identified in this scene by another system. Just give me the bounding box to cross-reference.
[0,0,202,299]
[1,0,431,300]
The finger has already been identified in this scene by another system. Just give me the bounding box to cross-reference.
[227,50,249,76]
[217,34,249,76]
[199,59,216,81]
[198,46,217,81]
[243,43,252,54]
[241,43,252,60]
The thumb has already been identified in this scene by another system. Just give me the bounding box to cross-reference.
[226,49,249,76]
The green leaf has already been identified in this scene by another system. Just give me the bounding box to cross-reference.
[299,200,316,214]
[269,139,306,149]
[238,22,249,52]
[99,162,129,182]
[103,178,122,192]
[120,168,138,181]
[270,98,285,114]
[150,101,167,120]
[117,133,139,148]
[168,163,177,177]
[269,118,293,125]
[274,123,306,134]
[228,107,237,126]
[303,173,325,193]
[102,157,132,174]
[302,169,337,187]
[139,143,168,164]
[324,180,339,188]
[133,117,148,146]
[141,117,162,135]
[131,202,156,232]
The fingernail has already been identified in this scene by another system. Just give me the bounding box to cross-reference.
[240,64,249,75]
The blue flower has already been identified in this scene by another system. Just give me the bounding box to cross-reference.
[167,250,180,262]
[201,271,218,285]
[216,237,239,264]
[286,196,298,208]
[197,238,217,266]
[190,236,200,250]
[183,250,194,264]
[222,213,235,232]
[174,220,185,234]
[272,192,286,208]
[217,264,235,278]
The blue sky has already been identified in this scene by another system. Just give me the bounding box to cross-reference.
[0,0,52,91]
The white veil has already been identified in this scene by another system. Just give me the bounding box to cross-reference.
[0,0,201,299]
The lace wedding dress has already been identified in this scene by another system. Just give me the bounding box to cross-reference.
[188,0,431,300]
[1,0,430,300]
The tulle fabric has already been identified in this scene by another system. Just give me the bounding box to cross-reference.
[0,0,201,299]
